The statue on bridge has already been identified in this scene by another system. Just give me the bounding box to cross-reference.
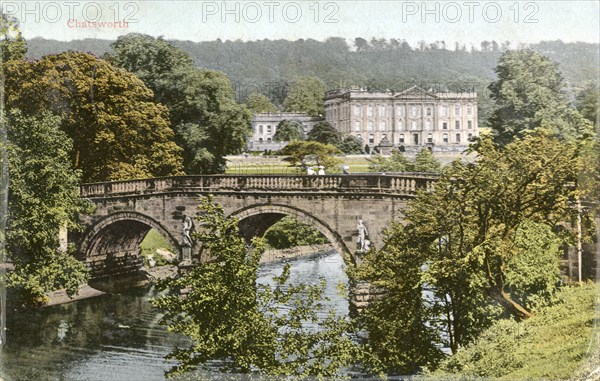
[182,215,194,247]
[357,220,370,252]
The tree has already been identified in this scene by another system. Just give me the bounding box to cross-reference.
[4,110,91,306]
[358,131,581,369]
[244,92,277,114]
[413,148,442,172]
[108,34,252,174]
[263,216,328,249]
[5,52,183,182]
[281,141,342,172]
[488,50,593,145]
[575,82,599,127]
[368,150,411,172]
[337,135,365,154]
[273,120,304,142]
[152,196,361,378]
[306,121,342,146]
[283,77,326,117]
[1,13,27,62]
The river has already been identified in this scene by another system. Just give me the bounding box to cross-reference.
[0,250,349,381]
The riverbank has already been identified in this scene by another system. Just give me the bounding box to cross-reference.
[260,244,335,264]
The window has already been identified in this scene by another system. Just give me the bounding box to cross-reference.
[354,105,362,116]
[397,105,405,117]
[443,133,448,143]
[413,133,419,145]
[426,107,432,116]
[425,120,431,130]
[467,105,473,115]
[267,125,272,133]
[468,120,473,129]
[258,138,263,143]
[355,121,361,132]
[440,105,449,117]
[379,121,387,131]
[398,120,404,130]
[367,105,374,117]
[455,121,460,129]
[411,106,418,117]
[379,105,386,117]
[356,134,363,141]
[468,133,473,141]
[411,121,417,130]
[442,122,448,130]
[456,133,461,143]
[454,105,461,116]
[399,134,405,143]
[427,133,433,143]
[267,137,272,143]
[369,134,375,144]
[367,121,374,131]
[258,125,263,134]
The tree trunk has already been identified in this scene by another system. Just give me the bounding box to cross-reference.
[488,286,533,320]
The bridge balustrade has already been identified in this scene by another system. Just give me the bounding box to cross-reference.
[80,174,438,198]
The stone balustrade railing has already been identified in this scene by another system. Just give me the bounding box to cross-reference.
[80,174,438,198]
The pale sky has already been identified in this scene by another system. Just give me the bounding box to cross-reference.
[4,0,600,46]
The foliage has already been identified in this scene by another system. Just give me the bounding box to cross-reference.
[576,81,599,127]
[283,76,326,117]
[108,34,252,174]
[280,141,342,172]
[337,135,365,154]
[357,131,581,372]
[140,229,176,264]
[152,196,361,378]
[5,51,183,182]
[263,216,328,249]
[488,50,594,145]
[4,110,91,306]
[272,120,304,142]
[413,148,442,172]
[368,151,411,172]
[433,282,599,380]
[306,121,342,146]
[0,13,27,62]
[244,92,277,113]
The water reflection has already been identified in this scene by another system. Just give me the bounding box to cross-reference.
[0,251,348,381]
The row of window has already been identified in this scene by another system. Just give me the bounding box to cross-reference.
[359,132,474,145]
[348,104,474,118]
[255,124,309,135]
[352,120,474,132]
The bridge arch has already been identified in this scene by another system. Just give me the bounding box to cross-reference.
[79,211,180,277]
[230,204,353,263]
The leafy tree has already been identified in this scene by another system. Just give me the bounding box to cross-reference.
[273,120,304,142]
[337,135,365,154]
[358,131,581,368]
[263,216,328,249]
[244,92,277,113]
[5,52,183,182]
[283,76,326,117]
[108,34,252,174]
[575,81,599,127]
[413,148,442,172]
[152,196,361,378]
[488,50,593,145]
[368,151,411,172]
[306,121,342,145]
[1,13,27,62]
[281,141,342,172]
[4,110,91,306]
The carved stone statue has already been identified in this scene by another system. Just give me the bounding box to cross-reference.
[357,219,369,251]
[182,215,194,246]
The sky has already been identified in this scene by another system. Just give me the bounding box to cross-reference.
[3,0,600,46]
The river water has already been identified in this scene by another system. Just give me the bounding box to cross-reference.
[0,251,349,381]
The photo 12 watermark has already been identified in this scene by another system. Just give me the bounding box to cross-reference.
[0,1,139,29]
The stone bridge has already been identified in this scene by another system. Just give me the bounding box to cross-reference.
[74,174,438,279]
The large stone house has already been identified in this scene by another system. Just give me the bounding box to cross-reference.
[247,112,320,151]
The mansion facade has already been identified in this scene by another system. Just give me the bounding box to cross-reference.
[247,112,319,151]
[324,86,478,153]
